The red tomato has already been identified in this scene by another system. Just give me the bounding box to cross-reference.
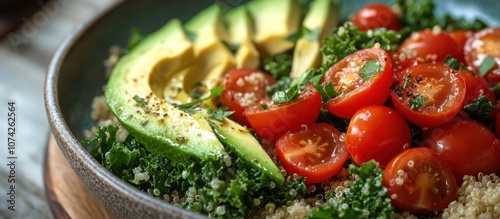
[390,63,466,128]
[388,51,425,77]
[464,28,500,85]
[346,105,411,167]
[276,123,349,184]
[321,48,394,119]
[456,69,496,106]
[245,85,322,142]
[399,29,463,64]
[449,30,473,60]
[383,147,458,214]
[496,106,500,138]
[220,68,275,126]
[351,3,401,31]
[422,117,500,184]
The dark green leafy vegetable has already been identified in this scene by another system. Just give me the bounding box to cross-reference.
[358,60,383,81]
[207,107,234,121]
[321,22,401,70]
[395,0,487,33]
[173,86,224,113]
[409,95,426,110]
[314,82,339,103]
[308,161,393,219]
[273,85,300,104]
[84,125,307,219]
[444,55,466,71]
[463,96,495,126]
[263,53,293,80]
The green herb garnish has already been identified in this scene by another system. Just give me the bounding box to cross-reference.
[409,95,426,110]
[479,55,496,76]
[314,82,339,103]
[207,108,234,121]
[359,60,383,80]
[132,95,146,107]
[273,85,300,104]
[127,28,144,51]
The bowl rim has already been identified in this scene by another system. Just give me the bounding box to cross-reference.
[44,1,208,218]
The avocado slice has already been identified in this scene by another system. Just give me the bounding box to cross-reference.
[247,0,302,56]
[290,0,339,78]
[162,5,234,107]
[209,118,284,185]
[106,19,228,162]
[108,6,284,184]
[224,5,260,69]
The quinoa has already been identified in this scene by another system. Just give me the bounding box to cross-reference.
[442,173,500,219]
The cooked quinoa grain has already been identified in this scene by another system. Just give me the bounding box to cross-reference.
[442,173,500,219]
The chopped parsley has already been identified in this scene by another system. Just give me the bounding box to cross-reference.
[314,82,339,103]
[132,95,146,107]
[358,60,383,81]
[207,107,234,121]
[173,86,224,113]
[409,95,426,110]
[272,85,300,104]
[479,55,496,76]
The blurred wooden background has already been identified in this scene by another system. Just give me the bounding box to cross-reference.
[0,0,118,218]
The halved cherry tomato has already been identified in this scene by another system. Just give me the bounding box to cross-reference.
[321,48,393,119]
[346,105,411,167]
[456,68,496,106]
[399,29,464,64]
[276,123,349,184]
[422,117,500,184]
[351,3,402,31]
[449,30,473,59]
[245,85,322,142]
[220,68,276,126]
[464,27,500,85]
[390,63,466,128]
[388,51,425,77]
[383,147,458,214]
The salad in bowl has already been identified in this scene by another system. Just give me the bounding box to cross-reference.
[82,0,500,218]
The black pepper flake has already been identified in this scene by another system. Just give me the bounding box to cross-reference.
[176,136,187,142]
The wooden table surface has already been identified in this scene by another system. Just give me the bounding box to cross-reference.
[0,0,118,218]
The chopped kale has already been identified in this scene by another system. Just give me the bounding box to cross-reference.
[308,161,393,219]
[83,125,307,219]
[263,53,293,80]
[463,96,495,126]
[321,22,402,70]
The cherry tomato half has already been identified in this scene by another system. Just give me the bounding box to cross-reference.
[390,63,466,128]
[351,3,402,31]
[422,117,500,184]
[383,147,458,214]
[399,29,463,64]
[449,30,473,60]
[464,27,500,85]
[456,68,496,107]
[321,48,394,119]
[346,105,411,167]
[388,51,425,77]
[245,85,322,142]
[276,123,349,184]
[220,68,275,126]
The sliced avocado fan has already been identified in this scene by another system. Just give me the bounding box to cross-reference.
[106,5,285,185]
[290,0,340,78]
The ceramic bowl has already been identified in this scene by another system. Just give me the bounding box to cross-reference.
[45,0,500,218]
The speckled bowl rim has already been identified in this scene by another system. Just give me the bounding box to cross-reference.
[44,1,207,218]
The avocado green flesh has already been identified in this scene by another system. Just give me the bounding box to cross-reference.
[225,5,260,69]
[209,119,284,185]
[105,19,227,162]
[107,5,285,184]
[290,0,339,78]
[247,0,301,56]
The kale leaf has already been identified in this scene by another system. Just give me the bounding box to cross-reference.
[308,161,393,219]
[84,125,306,219]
